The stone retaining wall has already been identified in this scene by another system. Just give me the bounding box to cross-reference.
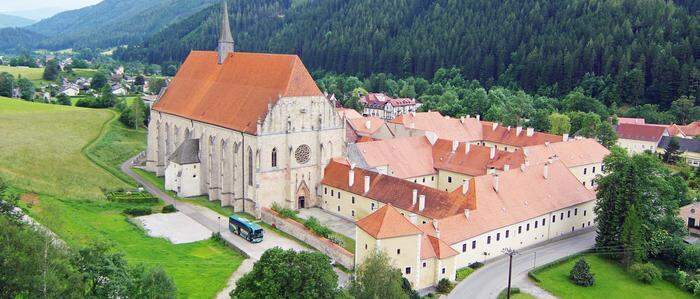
[261,207,354,269]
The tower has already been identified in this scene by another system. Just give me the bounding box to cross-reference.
[217,0,234,64]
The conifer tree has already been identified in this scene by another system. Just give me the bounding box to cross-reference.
[569,258,595,287]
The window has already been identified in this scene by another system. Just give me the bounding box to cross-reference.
[371,203,375,210]
[405,267,411,274]
[518,226,522,234]
[487,236,491,244]
[583,181,586,187]
[560,213,564,220]
[505,230,510,238]
[337,192,340,199]
[365,244,367,249]
[331,190,334,196]
[271,148,277,167]
[535,221,538,228]
[588,221,591,226]
[584,168,587,175]
[397,249,401,255]
[422,178,425,183]
[552,215,556,223]
[324,187,327,195]
[526,223,530,231]
[584,210,587,216]
[567,210,571,218]
[442,268,446,274]
[471,240,476,249]
[351,210,355,217]
[337,206,340,212]
[351,197,355,204]
[496,233,500,241]
[582,223,585,228]
[602,164,605,171]
[448,176,452,183]
[542,218,546,226]
[592,166,596,173]
[462,244,467,252]
[574,208,578,216]
[423,262,427,268]
[432,176,435,181]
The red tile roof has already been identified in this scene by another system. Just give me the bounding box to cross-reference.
[321,160,472,219]
[615,123,668,142]
[617,117,646,125]
[361,93,416,108]
[152,51,323,135]
[421,234,459,259]
[524,138,610,168]
[337,108,363,120]
[348,116,386,135]
[679,121,700,137]
[356,204,422,239]
[432,139,526,176]
[481,122,562,147]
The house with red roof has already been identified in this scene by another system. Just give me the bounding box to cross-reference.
[615,123,669,154]
[360,92,420,120]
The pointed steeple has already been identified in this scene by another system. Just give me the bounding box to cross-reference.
[217,0,234,64]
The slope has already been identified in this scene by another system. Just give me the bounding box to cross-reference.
[0,13,35,28]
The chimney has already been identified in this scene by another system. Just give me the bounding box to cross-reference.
[476,115,481,121]
[493,174,500,192]
[409,213,418,224]
[503,164,510,171]
[465,143,471,154]
[464,209,470,219]
[451,140,458,152]
[462,180,469,194]
[419,195,426,211]
[526,127,534,137]
[365,120,371,130]
[348,168,355,187]
[543,163,550,179]
[490,146,496,159]
[516,126,523,136]
[563,133,569,142]
[412,189,418,206]
[460,116,465,123]
[364,175,370,193]
[492,122,498,131]
[507,126,511,132]
[523,148,529,157]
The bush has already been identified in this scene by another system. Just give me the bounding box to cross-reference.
[123,207,152,216]
[469,261,484,269]
[435,278,454,293]
[569,258,595,287]
[630,263,661,284]
[106,190,158,204]
[496,287,521,299]
[271,202,298,219]
[304,216,332,238]
[161,204,176,213]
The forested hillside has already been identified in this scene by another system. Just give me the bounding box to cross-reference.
[0,14,35,29]
[117,0,699,108]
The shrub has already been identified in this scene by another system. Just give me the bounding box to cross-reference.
[436,278,454,293]
[106,190,158,203]
[496,287,521,299]
[304,216,332,238]
[469,262,484,269]
[630,263,661,284]
[271,202,298,218]
[569,258,595,287]
[123,207,152,216]
[161,204,176,213]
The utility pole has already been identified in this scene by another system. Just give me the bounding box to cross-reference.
[502,248,518,299]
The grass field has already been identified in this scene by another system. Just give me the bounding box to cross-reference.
[0,97,244,298]
[0,98,126,198]
[532,254,694,299]
[85,113,146,185]
[0,65,100,86]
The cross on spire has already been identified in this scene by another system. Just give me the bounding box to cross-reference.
[217,0,234,64]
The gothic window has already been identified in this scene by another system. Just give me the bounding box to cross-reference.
[271,148,277,167]
[248,147,253,186]
[295,144,311,164]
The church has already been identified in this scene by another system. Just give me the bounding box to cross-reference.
[145,1,346,216]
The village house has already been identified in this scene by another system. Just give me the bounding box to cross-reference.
[656,136,700,167]
[615,123,669,154]
[60,83,80,96]
[111,83,128,96]
[147,1,345,215]
[523,138,610,189]
[680,202,700,236]
[360,93,420,120]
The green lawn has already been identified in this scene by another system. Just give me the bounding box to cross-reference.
[0,98,244,298]
[0,98,126,198]
[85,113,146,185]
[532,254,694,299]
[0,65,49,85]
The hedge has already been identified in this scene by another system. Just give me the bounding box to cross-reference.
[123,207,152,216]
[107,190,158,204]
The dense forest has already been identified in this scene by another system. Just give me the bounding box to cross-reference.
[116,0,699,109]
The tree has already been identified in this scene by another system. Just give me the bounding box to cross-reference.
[596,121,618,148]
[350,251,408,299]
[621,204,645,266]
[95,86,116,108]
[56,93,71,106]
[569,258,595,287]
[42,60,60,81]
[16,77,34,101]
[148,78,166,94]
[120,98,147,129]
[0,72,15,97]
[131,267,177,299]
[663,137,682,164]
[91,72,108,90]
[231,248,339,299]
[549,113,571,135]
[134,75,145,86]
[669,96,699,125]
[74,243,134,298]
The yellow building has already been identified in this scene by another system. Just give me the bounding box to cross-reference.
[615,123,669,155]
[355,204,458,290]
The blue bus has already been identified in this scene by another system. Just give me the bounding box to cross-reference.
[228,215,264,243]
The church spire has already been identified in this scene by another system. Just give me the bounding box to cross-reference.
[217,0,234,64]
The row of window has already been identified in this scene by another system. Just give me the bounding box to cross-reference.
[412,176,435,184]
[582,165,604,175]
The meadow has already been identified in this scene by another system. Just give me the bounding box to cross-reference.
[532,254,694,299]
[0,97,244,298]
[0,65,99,86]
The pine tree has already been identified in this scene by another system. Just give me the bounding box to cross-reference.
[621,204,645,266]
[663,137,681,164]
[569,258,595,287]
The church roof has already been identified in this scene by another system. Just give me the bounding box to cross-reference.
[152,51,323,135]
[170,138,200,165]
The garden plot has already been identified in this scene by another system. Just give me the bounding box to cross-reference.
[137,212,212,244]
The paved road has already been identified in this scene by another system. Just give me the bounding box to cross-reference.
[449,230,596,299]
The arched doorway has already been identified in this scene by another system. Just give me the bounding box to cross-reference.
[296,181,310,209]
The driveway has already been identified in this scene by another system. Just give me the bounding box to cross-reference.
[297,207,356,239]
[449,230,596,299]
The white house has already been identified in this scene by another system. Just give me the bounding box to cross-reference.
[164,138,203,197]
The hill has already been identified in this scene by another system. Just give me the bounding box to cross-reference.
[0,0,219,51]
[0,13,35,28]
[116,0,699,108]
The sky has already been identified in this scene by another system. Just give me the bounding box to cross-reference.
[0,0,101,20]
